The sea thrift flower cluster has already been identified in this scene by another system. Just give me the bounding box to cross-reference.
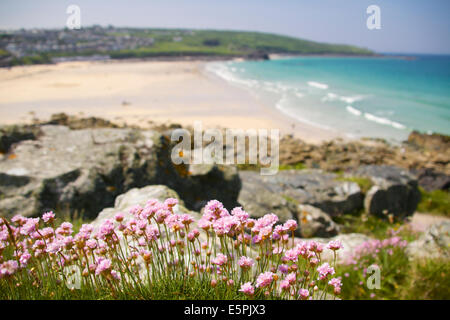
[0,199,344,300]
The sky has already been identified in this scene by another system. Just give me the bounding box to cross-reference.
[0,0,449,54]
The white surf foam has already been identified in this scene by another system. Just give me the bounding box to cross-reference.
[307,81,329,90]
[364,112,406,130]
[346,106,362,116]
[275,95,333,131]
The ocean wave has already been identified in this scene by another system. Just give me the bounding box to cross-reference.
[205,63,260,89]
[275,95,333,131]
[364,112,406,130]
[307,81,329,90]
[340,95,365,104]
[346,106,362,116]
[322,92,365,104]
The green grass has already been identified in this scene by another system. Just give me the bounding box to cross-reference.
[278,163,307,171]
[0,273,264,300]
[333,213,419,241]
[417,188,450,217]
[236,162,306,172]
[398,258,450,300]
[337,255,450,300]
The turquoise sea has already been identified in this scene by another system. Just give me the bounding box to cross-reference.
[207,55,450,142]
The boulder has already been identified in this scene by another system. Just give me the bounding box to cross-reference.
[354,165,421,219]
[410,168,450,192]
[237,170,298,223]
[238,170,363,218]
[406,221,450,260]
[91,185,200,229]
[177,163,241,212]
[297,204,340,238]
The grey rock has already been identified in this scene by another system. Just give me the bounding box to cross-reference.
[237,171,297,223]
[354,165,421,219]
[407,221,450,260]
[0,125,242,218]
[92,185,199,228]
[0,124,39,153]
[297,204,340,238]
[238,170,363,219]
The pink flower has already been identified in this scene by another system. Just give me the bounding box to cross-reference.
[145,224,160,241]
[20,218,40,235]
[239,282,254,296]
[252,214,278,233]
[114,212,124,222]
[111,270,121,281]
[286,272,296,285]
[86,239,97,249]
[278,264,289,274]
[211,253,228,266]
[308,241,324,253]
[46,240,63,254]
[284,219,298,232]
[317,263,335,280]
[238,256,254,269]
[56,222,73,236]
[97,219,115,240]
[231,207,249,223]
[164,198,178,209]
[0,260,19,278]
[95,258,112,275]
[203,200,228,222]
[284,248,299,262]
[256,272,274,288]
[180,214,194,226]
[11,215,27,226]
[165,214,184,231]
[42,211,55,223]
[328,277,342,294]
[198,218,212,231]
[280,280,290,291]
[327,240,343,251]
[19,251,31,267]
[299,288,309,300]
[187,229,199,242]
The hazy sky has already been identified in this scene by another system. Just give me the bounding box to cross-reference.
[1,0,449,54]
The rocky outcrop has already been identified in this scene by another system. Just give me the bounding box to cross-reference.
[0,125,241,218]
[278,133,450,184]
[407,130,450,152]
[43,113,120,130]
[354,165,421,219]
[238,170,363,218]
[407,221,450,260]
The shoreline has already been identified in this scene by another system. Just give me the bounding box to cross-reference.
[0,58,345,144]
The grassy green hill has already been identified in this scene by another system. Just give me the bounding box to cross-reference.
[109,29,374,59]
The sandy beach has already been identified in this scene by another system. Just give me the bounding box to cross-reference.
[0,59,343,143]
